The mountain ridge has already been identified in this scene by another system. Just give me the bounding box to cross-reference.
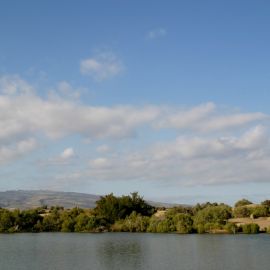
[0,190,181,209]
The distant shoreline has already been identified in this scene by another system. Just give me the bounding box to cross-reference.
[0,193,270,235]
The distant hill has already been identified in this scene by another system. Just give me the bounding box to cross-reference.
[0,190,100,209]
[0,190,183,210]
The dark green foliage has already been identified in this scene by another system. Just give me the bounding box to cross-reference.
[224,223,238,234]
[156,219,174,233]
[194,205,232,232]
[234,199,252,208]
[0,194,267,234]
[94,192,155,224]
[233,207,251,218]
[174,213,193,233]
[0,209,15,232]
[42,211,62,232]
[261,200,270,207]
[251,206,268,218]
[18,209,43,232]
[241,223,260,234]
[112,212,150,232]
[147,216,161,233]
[166,206,193,216]
[196,224,206,234]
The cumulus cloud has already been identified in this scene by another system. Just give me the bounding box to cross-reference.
[156,103,268,132]
[60,148,75,160]
[0,94,161,142]
[80,52,124,81]
[200,113,267,132]
[0,74,269,190]
[0,75,34,95]
[48,81,82,101]
[155,102,216,129]
[63,125,270,187]
[0,138,37,164]
[147,28,167,39]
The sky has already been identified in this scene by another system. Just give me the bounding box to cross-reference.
[0,0,270,205]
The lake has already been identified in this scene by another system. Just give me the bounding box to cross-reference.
[0,233,269,270]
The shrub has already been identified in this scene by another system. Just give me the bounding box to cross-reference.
[194,205,232,230]
[241,223,260,234]
[196,224,205,234]
[156,219,174,233]
[233,207,251,218]
[174,213,193,233]
[251,206,268,218]
[224,223,238,234]
[234,199,253,208]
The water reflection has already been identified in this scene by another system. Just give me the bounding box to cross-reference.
[0,233,269,270]
[96,234,144,270]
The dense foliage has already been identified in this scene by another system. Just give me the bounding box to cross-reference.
[0,193,269,234]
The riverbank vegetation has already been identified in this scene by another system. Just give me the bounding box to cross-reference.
[0,193,270,234]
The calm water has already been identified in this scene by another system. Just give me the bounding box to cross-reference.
[0,233,269,270]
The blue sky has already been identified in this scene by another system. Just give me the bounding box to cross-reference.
[0,0,270,204]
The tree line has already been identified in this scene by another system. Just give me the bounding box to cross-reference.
[0,193,270,234]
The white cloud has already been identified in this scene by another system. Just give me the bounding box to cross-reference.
[156,102,216,129]
[0,75,34,96]
[0,94,161,142]
[0,138,37,164]
[200,113,267,132]
[80,52,124,81]
[60,148,75,160]
[0,74,269,189]
[61,125,270,187]
[147,28,167,39]
[48,81,82,101]
[89,157,111,169]
[156,103,267,132]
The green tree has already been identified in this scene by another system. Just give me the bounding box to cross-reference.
[234,199,252,208]
[42,212,61,231]
[173,213,193,233]
[251,206,268,218]
[261,200,270,207]
[233,207,251,218]
[18,210,42,232]
[0,210,14,232]
[156,219,173,233]
[194,205,232,232]
[94,192,155,224]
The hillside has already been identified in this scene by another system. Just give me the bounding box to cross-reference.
[0,190,181,210]
[0,190,100,209]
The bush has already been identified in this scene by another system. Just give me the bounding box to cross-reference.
[233,207,251,218]
[241,223,260,234]
[174,213,193,233]
[196,224,205,234]
[261,200,270,207]
[156,220,172,233]
[234,199,253,208]
[251,206,268,218]
[120,212,150,232]
[194,205,232,230]
[224,223,238,234]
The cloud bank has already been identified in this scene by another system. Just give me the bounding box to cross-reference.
[0,75,269,188]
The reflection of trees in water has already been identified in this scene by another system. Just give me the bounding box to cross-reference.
[96,236,144,270]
